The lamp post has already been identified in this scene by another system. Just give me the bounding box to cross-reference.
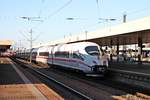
[29,29,32,63]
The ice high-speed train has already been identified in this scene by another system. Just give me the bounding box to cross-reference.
[16,42,109,75]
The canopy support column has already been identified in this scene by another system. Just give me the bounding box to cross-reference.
[117,37,119,62]
[138,35,143,64]
[110,39,113,61]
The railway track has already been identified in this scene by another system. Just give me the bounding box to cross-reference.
[12,58,93,100]
[12,58,150,100]
[33,64,149,96]
[40,66,150,100]
[42,67,148,95]
[28,66,93,100]
[12,58,128,100]
[107,68,150,94]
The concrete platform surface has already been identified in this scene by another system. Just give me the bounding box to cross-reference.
[0,57,64,100]
[0,84,64,100]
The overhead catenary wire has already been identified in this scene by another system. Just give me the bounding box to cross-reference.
[20,0,150,44]
[127,6,150,15]
[45,0,72,20]
[38,0,45,18]
[113,6,150,22]
[32,0,72,29]
[19,30,30,41]
[19,0,73,31]
[96,0,101,19]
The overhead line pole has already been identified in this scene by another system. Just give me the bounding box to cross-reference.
[29,29,33,63]
[20,16,41,63]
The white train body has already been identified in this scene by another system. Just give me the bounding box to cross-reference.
[36,46,48,64]
[16,42,108,75]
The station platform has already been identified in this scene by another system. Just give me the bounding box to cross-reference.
[0,57,63,100]
[109,61,150,75]
[0,57,24,85]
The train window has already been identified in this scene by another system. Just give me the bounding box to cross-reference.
[55,51,69,58]
[73,53,80,59]
[85,46,100,56]
[73,53,84,61]
[39,52,49,56]
[32,52,37,56]
[55,52,59,57]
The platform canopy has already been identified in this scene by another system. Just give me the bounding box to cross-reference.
[0,40,13,52]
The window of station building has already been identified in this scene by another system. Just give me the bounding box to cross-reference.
[55,51,69,58]
[39,52,49,56]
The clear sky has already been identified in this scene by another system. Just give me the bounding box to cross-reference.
[0,0,150,49]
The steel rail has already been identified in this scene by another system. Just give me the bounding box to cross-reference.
[30,67,92,100]
[13,58,93,100]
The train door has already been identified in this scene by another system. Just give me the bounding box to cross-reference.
[47,46,54,65]
[53,44,65,66]
[71,52,79,69]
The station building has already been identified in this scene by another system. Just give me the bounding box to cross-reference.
[0,40,14,56]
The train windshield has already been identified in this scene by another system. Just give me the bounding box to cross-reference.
[85,46,100,56]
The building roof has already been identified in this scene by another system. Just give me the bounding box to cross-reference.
[0,40,13,46]
[52,16,150,44]
[87,16,150,39]
[0,40,14,52]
